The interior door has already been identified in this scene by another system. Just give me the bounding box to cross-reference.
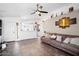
[4,22,17,41]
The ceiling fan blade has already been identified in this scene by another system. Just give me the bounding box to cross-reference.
[39,10,48,13]
[31,10,38,15]
[31,11,36,15]
[37,4,39,9]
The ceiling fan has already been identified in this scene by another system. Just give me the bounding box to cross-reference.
[31,4,48,16]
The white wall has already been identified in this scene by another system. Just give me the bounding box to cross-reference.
[19,20,37,40]
[43,10,79,36]
[1,17,37,42]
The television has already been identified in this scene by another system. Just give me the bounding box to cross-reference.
[0,20,2,27]
[0,20,2,35]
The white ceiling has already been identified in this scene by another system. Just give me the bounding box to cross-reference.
[0,3,79,20]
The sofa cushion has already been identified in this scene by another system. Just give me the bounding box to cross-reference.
[63,38,70,44]
[50,35,57,40]
[56,36,62,42]
[70,38,79,46]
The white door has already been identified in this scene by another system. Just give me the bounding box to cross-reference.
[4,22,17,41]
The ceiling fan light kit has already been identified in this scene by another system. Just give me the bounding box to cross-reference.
[36,11,41,15]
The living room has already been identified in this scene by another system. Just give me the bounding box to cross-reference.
[0,3,79,56]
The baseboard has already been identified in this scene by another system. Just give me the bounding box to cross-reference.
[6,41,16,43]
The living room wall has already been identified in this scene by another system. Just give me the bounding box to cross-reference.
[1,17,37,42]
[43,10,79,36]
